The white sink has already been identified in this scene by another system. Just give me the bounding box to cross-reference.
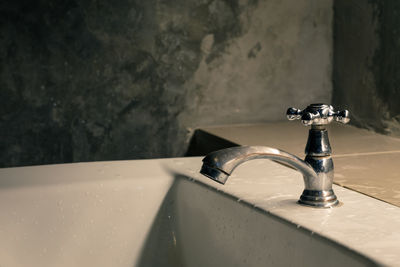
[138,175,377,267]
[0,158,396,266]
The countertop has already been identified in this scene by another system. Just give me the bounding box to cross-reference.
[197,122,400,207]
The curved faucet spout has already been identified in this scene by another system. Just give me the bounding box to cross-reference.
[201,146,317,184]
[200,146,338,208]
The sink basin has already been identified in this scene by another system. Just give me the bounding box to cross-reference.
[138,175,376,267]
[0,158,394,266]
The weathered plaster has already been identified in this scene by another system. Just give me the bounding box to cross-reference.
[333,0,400,136]
[180,0,333,127]
[0,0,333,167]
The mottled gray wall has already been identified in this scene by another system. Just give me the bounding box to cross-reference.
[180,0,333,127]
[333,0,400,135]
[0,0,333,167]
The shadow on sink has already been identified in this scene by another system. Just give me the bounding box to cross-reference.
[137,174,378,267]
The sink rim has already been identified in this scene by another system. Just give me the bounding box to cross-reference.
[0,157,399,266]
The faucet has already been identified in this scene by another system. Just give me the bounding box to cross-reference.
[200,104,350,208]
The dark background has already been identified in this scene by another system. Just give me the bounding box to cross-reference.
[1,0,399,167]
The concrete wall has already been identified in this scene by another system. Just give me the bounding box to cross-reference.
[333,0,400,136]
[0,0,333,167]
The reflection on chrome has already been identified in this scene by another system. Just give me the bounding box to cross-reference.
[200,104,350,208]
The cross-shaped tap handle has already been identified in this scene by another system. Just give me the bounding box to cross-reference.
[286,104,350,126]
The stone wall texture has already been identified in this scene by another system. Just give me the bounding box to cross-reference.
[0,0,333,167]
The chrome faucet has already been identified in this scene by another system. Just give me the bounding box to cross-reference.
[200,104,350,208]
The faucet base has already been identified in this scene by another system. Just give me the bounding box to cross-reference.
[298,189,339,208]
